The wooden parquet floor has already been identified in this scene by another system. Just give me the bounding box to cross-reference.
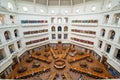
[6,45,113,80]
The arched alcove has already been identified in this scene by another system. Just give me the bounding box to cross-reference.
[105,44,111,53]
[100,29,105,37]
[58,34,62,39]
[58,26,62,31]
[104,14,110,24]
[17,41,21,49]
[8,44,15,53]
[113,13,120,25]
[64,26,68,31]
[116,49,120,60]
[0,48,5,61]
[0,14,5,25]
[57,17,62,23]
[64,17,68,23]
[114,48,120,60]
[64,34,68,39]
[4,31,11,41]
[14,29,19,37]
[51,26,55,31]
[51,17,55,23]
[52,34,56,39]
[108,30,115,40]
[10,15,15,24]
[98,40,103,48]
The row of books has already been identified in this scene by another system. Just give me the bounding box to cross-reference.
[21,20,48,24]
[71,29,96,35]
[72,20,98,23]
[24,29,48,35]
[26,37,49,45]
[71,37,94,45]
[71,25,97,27]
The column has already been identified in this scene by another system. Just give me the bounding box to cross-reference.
[5,14,11,25]
[17,55,20,63]
[11,30,15,40]
[114,31,119,43]
[1,31,6,43]
[4,46,11,57]
[104,29,109,39]
[118,18,120,25]
[101,41,106,52]
[108,13,114,25]
[109,45,116,58]
[100,55,103,62]
[14,42,19,52]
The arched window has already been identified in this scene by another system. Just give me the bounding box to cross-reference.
[4,31,11,41]
[64,34,68,39]
[10,15,14,24]
[14,29,19,37]
[113,13,120,25]
[51,17,55,23]
[98,40,102,48]
[0,14,5,25]
[100,29,105,37]
[64,17,68,23]
[51,26,55,31]
[104,14,109,24]
[105,44,111,53]
[52,34,56,39]
[58,34,62,39]
[17,41,21,49]
[64,26,68,31]
[116,49,120,60]
[58,26,62,31]
[108,30,115,40]
[0,49,5,61]
[58,18,62,23]
[8,44,14,53]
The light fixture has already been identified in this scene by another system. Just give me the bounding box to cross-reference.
[91,6,96,11]
[40,9,44,13]
[117,17,119,19]
[8,2,13,10]
[51,10,55,13]
[76,9,79,13]
[0,17,2,20]
[23,7,28,12]
[65,10,68,13]
[108,3,112,9]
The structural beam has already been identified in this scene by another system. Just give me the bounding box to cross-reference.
[33,0,36,12]
[83,0,86,12]
[101,0,105,10]
[59,0,61,14]
[71,0,73,6]
[33,0,36,4]
[46,0,49,6]
[46,0,49,13]
[71,0,73,13]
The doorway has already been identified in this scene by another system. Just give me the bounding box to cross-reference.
[12,56,18,69]
[101,56,108,68]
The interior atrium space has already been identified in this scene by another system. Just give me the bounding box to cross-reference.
[0,0,120,79]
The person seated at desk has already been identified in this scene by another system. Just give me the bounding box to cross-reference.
[78,74,83,80]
